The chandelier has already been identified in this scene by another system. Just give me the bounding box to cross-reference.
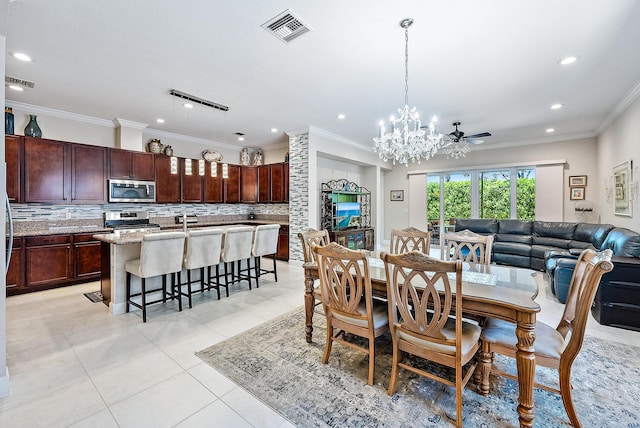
[373,18,444,166]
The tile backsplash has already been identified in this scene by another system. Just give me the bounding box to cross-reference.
[9,203,290,222]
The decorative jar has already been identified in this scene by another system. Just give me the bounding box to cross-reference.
[24,114,42,138]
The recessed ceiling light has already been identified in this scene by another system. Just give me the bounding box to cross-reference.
[337,114,346,120]
[550,103,563,110]
[546,128,555,133]
[8,85,23,91]
[156,118,165,124]
[183,103,194,109]
[559,56,577,65]
[270,128,278,133]
[12,52,32,62]
[238,136,245,142]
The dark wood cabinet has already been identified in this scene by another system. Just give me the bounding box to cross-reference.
[181,158,204,203]
[155,154,181,203]
[74,233,101,280]
[109,148,155,180]
[225,164,241,203]
[71,144,107,203]
[5,135,22,202]
[276,224,289,260]
[204,162,223,203]
[241,166,258,203]
[24,137,69,203]
[6,237,24,292]
[284,162,289,202]
[270,163,285,202]
[24,137,106,203]
[258,165,270,202]
[25,235,73,288]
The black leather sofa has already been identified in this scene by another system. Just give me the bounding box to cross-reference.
[454,218,640,330]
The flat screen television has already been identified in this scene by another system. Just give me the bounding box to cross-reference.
[334,201,361,230]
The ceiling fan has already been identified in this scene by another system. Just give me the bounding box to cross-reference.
[446,121,491,144]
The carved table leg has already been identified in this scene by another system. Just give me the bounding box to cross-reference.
[304,269,316,343]
[475,342,493,396]
[515,312,536,428]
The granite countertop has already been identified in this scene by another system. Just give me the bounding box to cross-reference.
[11,216,288,238]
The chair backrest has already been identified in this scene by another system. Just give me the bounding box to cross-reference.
[140,232,186,277]
[443,229,494,264]
[298,228,330,263]
[184,228,224,269]
[390,227,431,254]
[557,249,613,362]
[252,224,280,257]
[382,250,463,350]
[221,226,255,262]
[312,242,374,325]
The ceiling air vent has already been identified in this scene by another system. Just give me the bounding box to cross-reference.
[262,9,312,43]
[5,76,35,89]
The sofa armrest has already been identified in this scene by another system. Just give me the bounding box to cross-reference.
[568,248,584,256]
[545,249,573,260]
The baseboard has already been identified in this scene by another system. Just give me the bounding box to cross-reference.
[0,366,10,398]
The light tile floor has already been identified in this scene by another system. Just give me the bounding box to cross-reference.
[2,255,639,427]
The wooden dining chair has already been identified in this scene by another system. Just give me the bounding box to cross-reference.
[390,226,431,254]
[313,242,390,385]
[478,248,613,428]
[298,228,331,308]
[443,228,494,264]
[382,250,481,427]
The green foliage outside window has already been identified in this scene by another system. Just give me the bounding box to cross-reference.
[427,177,535,221]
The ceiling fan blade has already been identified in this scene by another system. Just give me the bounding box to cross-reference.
[465,132,491,139]
[466,139,485,145]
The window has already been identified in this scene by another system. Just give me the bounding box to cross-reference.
[426,167,536,242]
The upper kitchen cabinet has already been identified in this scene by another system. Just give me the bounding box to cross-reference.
[154,154,181,203]
[181,158,204,203]
[283,162,289,202]
[23,137,106,204]
[204,162,223,203]
[109,148,155,180]
[5,135,23,202]
[241,166,258,203]
[270,163,285,203]
[70,144,107,203]
[257,163,285,203]
[225,164,241,203]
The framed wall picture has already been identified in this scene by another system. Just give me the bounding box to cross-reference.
[390,190,404,201]
[570,187,585,200]
[614,161,632,216]
[569,175,587,187]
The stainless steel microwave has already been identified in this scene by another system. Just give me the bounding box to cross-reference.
[108,179,156,203]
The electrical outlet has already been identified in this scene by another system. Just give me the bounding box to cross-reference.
[65,212,71,219]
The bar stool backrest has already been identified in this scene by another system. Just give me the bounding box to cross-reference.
[222,226,255,262]
[184,229,224,269]
[139,232,186,278]
[252,224,280,257]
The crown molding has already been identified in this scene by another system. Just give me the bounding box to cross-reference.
[470,131,596,152]
[308,125,374,151]
[112,118,148,129]
[596,79,640,134]
[6,100,115,127]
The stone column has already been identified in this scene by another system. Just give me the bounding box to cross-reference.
[287,132,310,264]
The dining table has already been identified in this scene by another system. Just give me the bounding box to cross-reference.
[302,256,542,428]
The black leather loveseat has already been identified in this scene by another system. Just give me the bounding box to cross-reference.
[454,218,640,330]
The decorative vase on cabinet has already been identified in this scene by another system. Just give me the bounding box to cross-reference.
[24,114,42,138]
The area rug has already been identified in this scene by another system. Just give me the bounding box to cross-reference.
[196,308,640,427]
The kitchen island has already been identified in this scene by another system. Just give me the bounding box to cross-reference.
[94,224,260,315]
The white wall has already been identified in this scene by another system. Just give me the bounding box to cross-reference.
[597,93,640,228]
[382,136,598,238]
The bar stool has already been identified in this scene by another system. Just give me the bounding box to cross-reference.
[181,228,224,308]
[125,231,186,323]
[249,224,280,287]
[221,226,255,291]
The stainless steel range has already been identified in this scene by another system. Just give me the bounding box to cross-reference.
[104,211,161,233]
